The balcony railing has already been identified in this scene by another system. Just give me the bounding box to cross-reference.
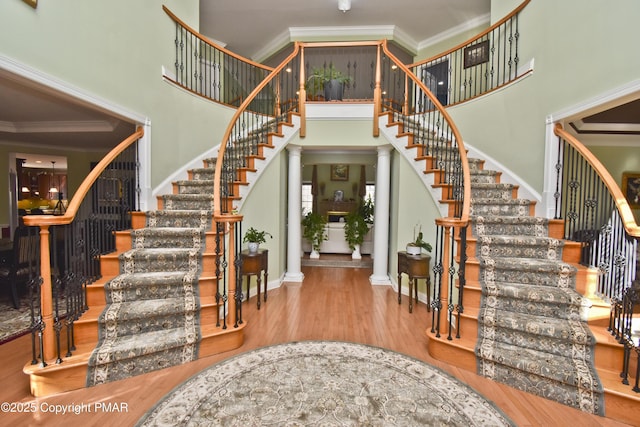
[408,0,531,107]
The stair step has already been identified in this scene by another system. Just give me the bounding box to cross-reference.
[160,194,215,211]
[475,234,565,260]
[471,198,535,217]
[470,215,551,238]
[130,227,206,249]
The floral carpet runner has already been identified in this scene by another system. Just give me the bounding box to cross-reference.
[469,160,605,414]
[137,341,515,426]
[86,161,217,386]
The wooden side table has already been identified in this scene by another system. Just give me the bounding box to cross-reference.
[240,249,268,309]
[397,251,431,313]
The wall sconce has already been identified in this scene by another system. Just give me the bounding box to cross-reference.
[338,0,351,13]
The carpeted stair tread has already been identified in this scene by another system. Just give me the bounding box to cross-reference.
[471,215,550,237]
[471,183,517,199]
[477,235,564,260]
[119,248,202,274]
[131,227,205,249]
[175,180,214,194]
[89,327,199,365]
[476,339,602,391]
[145,209,212,229]
[471,199,533,216]
[481,281,585,319]
[97,298,198,339]
[479,256,577,288]
[470,170,501,183]
[478,307,594,345]
[161,194,215,210]
[104,271,199,303]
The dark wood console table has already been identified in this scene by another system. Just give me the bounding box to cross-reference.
[240,249,268,309]
[397,251,431,313]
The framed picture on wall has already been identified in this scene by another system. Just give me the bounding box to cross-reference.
[463,40,489,68]
[331,164,349,181]
[622,172,640,208]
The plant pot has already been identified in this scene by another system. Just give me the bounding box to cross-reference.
[310,248,320,259]
[351,244,361,260]
[248,242,259,254]
[324,79,343,101]
[406,244,421,256]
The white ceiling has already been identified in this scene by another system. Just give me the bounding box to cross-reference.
[199,0,491,60]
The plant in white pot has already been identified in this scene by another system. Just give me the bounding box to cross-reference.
[406,225,432,256]
[243,227,272,254]
[302,211,327,259]
[344,211,370,260]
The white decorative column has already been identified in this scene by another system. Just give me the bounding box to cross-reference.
[370,145,392,285]
[284,145,304,282]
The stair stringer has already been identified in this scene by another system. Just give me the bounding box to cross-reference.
[236,114,301,210]
[378,113,543,218]
[378,114,444,216]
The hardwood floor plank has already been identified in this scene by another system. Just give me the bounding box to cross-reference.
[0,264,633,426]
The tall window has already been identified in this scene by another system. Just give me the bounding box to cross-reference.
[365,184,375,205]
[301,183,313,216]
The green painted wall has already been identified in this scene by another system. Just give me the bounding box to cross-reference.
[0,0,234,209]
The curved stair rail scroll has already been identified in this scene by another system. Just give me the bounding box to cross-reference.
[163,6,274,108]
[22,127,144,367]
[380,41,471,341]
[408,0,531,107]
[554,124,640,391]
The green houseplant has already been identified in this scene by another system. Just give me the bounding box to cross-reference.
[344,211,370,259]
[306,65,352,101]
[302,211,327,258]
[243,227,272,254]
[406,224,432,256]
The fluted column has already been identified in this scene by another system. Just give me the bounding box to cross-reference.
[370,145,392,285]
[285,145,304,282]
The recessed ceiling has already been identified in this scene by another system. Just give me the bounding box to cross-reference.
[198,0,492,60]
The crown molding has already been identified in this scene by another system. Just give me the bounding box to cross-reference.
[417,13,490,52]
[0,119,118,134]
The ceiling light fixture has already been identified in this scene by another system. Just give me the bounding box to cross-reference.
[338,0,351,13]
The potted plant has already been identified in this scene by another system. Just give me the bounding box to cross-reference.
[344,210,370,260]
[306,65,352,101]
[243,227,272,254]
[302,211,327,258]
[406,224,432,256]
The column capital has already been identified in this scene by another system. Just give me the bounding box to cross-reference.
[376,144,393,156]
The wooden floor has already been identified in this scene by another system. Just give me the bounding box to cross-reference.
[0,264,634,426]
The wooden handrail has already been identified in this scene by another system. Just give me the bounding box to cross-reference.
[554,123,640,238]
[213,43,301,217]
[22,127,144,228]
[381,41,471,225]
[409,0,531,68]
[162,5,273,73]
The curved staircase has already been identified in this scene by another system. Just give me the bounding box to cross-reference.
[381,112,640,424]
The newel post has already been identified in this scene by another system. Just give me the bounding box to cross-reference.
[37,225,55,361]
[372,44,382,137]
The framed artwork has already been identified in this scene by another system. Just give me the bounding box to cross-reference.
[22,0,37,8]
[464,40,489,68]
[622,172,640,208]
[330,164,349,181]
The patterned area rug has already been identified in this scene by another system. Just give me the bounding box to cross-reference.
[137,341,515,426]
[0,296,30,344]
